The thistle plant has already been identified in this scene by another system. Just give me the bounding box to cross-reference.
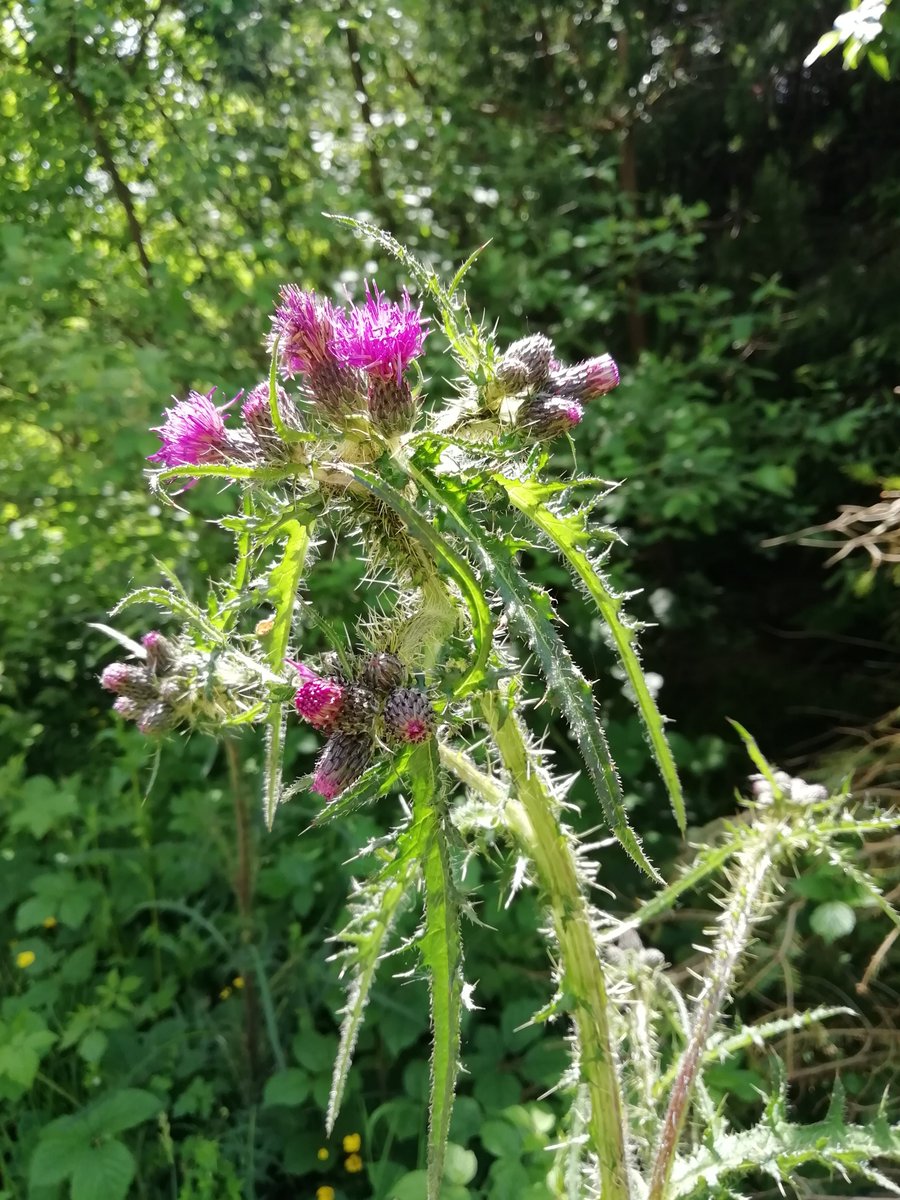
[102,221,900,1199]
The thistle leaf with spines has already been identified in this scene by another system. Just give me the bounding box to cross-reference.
[325,816,425,1133]
[494,471,687,835]
[409,460,659,880]
[410,740,464,1200]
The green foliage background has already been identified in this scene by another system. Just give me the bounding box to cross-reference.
[1,2,898,1197]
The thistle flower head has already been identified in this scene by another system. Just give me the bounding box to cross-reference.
[241,382,277,424]
[148,389,236,472]
[312,733,372,800]
[383,687,436,744]
[295,675,346,730]
[142,631,175,674]
[551,354,619,400]
[269,286,338,377]
[332,683,379,734]
[517,394,584,440]
[329,283,427,382]
[499,334,554,386]
[360,652,406,694]
[136,701,175,736]
[100,662,158,701]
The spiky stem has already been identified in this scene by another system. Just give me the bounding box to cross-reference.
[479,693,631,1200]
[646,826,781,1200]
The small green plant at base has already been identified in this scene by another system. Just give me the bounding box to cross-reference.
[91,222,900,1200]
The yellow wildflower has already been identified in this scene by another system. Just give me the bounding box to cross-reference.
[316,1188,335,1200]
[342,1132,361,1153]
[344,1153,363,1173]
[219,986,232,1000]
[16,950,36,969]
[316,1147,329,1162]
[42,916,57,929]
[232,975,245,989]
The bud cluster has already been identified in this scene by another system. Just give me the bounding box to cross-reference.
[487,332,620,443]
[101,632,264,736]
[292,651,437,801]
[100,632,180,736]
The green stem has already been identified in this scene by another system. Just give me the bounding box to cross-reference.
[646,828,779,1200]
[479,694,631,1200]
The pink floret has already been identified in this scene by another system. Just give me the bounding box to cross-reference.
[329,283,427,382]
[294,678,345,729]
[148,388,235,471]
[269,286,338,377]
[402,718,430,743]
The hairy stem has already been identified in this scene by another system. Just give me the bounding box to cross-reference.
[479,693,631,1200]
[647,827,780,1200]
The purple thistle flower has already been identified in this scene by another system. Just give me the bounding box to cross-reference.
[294,675,346,731]
[148,389,236,474]
[329,283,427,382]
[269,286,338,377]
[240,380,299,447]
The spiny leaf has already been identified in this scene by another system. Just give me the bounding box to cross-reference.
[496,472,686,835]
[411,740,463,1200]
[111,586,219,641]
[828,854,900,931]
[727,719,782,792]
[411,463,658,880]
[262,519,312,828]
[348,464,493,697]
[326,820,425,1132]
[703,1005,855,1064]
[448,239,492,297]
[621,834,749,931]
[669,1110,900,1198]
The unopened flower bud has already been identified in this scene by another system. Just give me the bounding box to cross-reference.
[517,394,584,440]
[488,357,530,399]
[332,684,379,734]
[159,678,185,705]
[113,696,141,720]
[136,701,175,736]
[100,663,158,702]
[142,631,175,674]
[241,381,299,450]
[367,375,417,434]
[312,733,373,801]
[308,361,366,420]
[383,687,436,744]
[360,652,406,694]
[295,676,346,731]
[500,334,554,386]
[550,354,619,400]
